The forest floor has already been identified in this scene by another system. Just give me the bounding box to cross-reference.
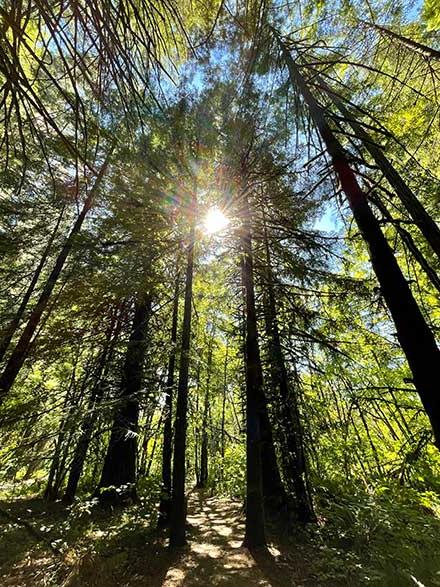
[0,486,439,586]
[0,490,315,586]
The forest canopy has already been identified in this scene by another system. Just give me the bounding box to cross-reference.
[1,0,440,585]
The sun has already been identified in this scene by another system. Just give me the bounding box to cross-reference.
[203,207,230,235]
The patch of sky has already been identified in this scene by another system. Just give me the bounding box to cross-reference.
[404,0,423,22]
[313,202,342,233]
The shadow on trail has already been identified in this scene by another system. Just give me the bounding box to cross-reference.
[159,489,312,587]
[0,490,314,586]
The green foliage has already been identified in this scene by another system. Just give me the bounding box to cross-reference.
[423,0,440,30]
[311,481,440,585]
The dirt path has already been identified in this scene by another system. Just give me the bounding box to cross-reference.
[160,491,308,587]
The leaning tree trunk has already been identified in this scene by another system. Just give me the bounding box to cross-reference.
[321,81,440,262]
[0,204,66,363]
[360,20,440,61]
[261,215,315,524]
[277,35,440,448]
[63,304,124,504]
[97,293,151,504]
[169,208,196,547]
[45,365,79,500]
[0,151,112,402]
[158,272,180,527]
[368,193,440,294]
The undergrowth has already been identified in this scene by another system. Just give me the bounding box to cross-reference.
[0,477,439,586]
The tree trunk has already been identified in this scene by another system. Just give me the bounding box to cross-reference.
[259,392,288,515]
[240,188,267,548]
[218,342,228,485]
[0,204,66,363]
[97,293,151,504]
[361,20,440,61]
[45,366,78,501]
[261,213,315,523]
[145,409,163,477]
[62,305,124,504]
[158,272,180,527]
[138,404,156,476]
[242,194,287,520]
[369,193,440,294]
[0,152,112,402]
[221,342,228,464]
[277,37,440,448]
[169,209,196,547]
[198,332,214,489]
[323,82,440,261]
[193,359,202,489]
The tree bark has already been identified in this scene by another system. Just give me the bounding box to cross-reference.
[259,392,288,515]
[158,272,180,527]
[198,331,214,489]
[261,213,315,523]
[277,37,440,448]
[361,20,440,61]
[240,188,267,548]
[221,342,228,462]
[219,342,228,484]
[0,151,112,402]
[323,82,440,262]
[62,305,124,504]
[45,365,78,500]
[97,293,151,504]
[0,204,66,363]
[369,193,440,294]
[169,208,196,547]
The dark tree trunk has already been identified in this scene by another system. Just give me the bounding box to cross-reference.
[259,394,288,515]
[218,342,228,486]
[198,333,214,489]
[193,360,202,489]
[261,214,315,524]
[369,194,440,294]
[242,196,287,519]
[97,293,151,504]
[240,189,267,548]
[158,273,180,527]
[323,84,440,261]
[45,367,78,501]
[0,204,66,363]
[169,213,196,547]
[0,153,112,402]
[278,38,440,448]
[199,432,208,487]
[62,305,124,504]
[220,342,228,465]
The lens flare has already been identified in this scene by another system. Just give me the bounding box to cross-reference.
[203,207,230,234]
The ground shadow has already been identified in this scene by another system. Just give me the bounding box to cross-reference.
[157,490,316,587]
[0,490,317,586]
